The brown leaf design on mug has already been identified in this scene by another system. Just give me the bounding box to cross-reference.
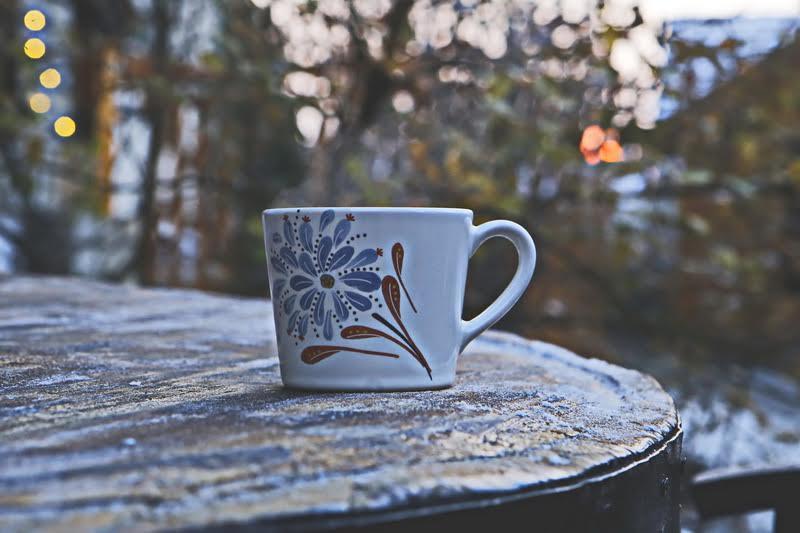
[342,325,419,358]
[382,275,403,323]
[301,346,341,364]
[340,325,383,340]
[392,243,417,313]
[301,345,400,364]
[377,275,432,379]
[392,242,404,276]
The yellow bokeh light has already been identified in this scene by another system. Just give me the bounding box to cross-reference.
[24,38,46,59]
[39,68,61,88]
[54,116,76,137]
[29,92,51,113]
[24,10,46,31]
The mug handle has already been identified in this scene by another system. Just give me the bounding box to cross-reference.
[460,220,537,351]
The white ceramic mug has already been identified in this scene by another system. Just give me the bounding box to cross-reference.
[262,207,536,391]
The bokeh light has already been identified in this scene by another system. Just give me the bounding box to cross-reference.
[551,25,577,49]
[54,116,76,137]
[580,125,624,165]
[39,68,61,89]
[580,125,604,152]
[598,139,623,163]
[295,106,323,145]
[392,91,415,113]
[24,38,46,59]
[282,71,331,98]
[29,92,51,113]
[24,10,46,31]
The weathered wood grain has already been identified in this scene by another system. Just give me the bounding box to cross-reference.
[0,276,680,532]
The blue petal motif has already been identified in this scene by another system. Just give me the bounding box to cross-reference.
[300,287,318,310]
[346,248,377,269]
[314,291,326,326]
[270,256,287,276]
[323,310,333,340]
[332,292,349,320]
[333,219,350,247]
[287,310,299,333]
[290,275,313,291]
[283,294,296,314]
[283,219,294,246]
[319,209,335,232]
[299,252,317,277]
[317,236,333,272]
[328,246,354,271]
[280,246,298,269]
[271,232,282,244]
[298,314,309,337]
[300,222,314,252]
[340,271,381,292]
[273,279,286,299]
[344,291,372,311]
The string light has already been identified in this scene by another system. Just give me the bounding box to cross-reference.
[24,38,46,59]
[24,10,46,31]
[54,116,76,137]
[29,93,51,113]
[22,9,77,136]
[39,68,61,88]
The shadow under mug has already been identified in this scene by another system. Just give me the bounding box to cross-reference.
[263,207,536,391]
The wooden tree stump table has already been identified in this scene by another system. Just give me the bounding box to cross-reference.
[0,277,682,532]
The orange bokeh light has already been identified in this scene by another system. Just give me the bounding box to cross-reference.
[580,125,624,165]
[580,125,605,152]
[599,140,623,163]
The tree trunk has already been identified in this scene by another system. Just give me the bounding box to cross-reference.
[132,0,170,284]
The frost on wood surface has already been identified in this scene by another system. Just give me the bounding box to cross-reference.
[0,276,678,531]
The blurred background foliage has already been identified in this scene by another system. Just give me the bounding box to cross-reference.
[1,0,799,383]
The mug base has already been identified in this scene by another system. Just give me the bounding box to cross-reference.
[281,377,454,392]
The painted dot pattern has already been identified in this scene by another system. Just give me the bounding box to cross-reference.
[268,210,385,341]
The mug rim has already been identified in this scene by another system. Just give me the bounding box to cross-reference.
[263,207,473,216]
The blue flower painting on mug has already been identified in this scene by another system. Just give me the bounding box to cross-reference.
[269,210,385,342]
